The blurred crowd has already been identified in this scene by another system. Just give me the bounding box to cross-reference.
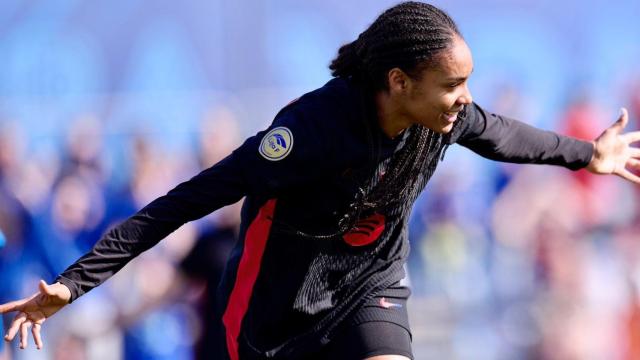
[405,86,640,360]
[0,86,638,360]
[0,107,244,360]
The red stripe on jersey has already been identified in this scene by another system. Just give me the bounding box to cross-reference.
[222,199,277,360]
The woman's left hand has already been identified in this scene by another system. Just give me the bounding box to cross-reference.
[587,108,640,184]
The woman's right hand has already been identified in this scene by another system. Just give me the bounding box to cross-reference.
[1,280,71,350]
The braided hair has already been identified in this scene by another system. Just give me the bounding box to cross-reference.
[330,1,460,91]
[268,4,468,354]
[318,2,463,237]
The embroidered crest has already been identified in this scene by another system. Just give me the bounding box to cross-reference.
[259,127,293,161]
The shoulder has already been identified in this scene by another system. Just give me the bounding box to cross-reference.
[266,78,365,158]
[273,77,360,128]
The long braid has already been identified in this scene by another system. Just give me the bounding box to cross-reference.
[281,2,463,240]
[329,2,461,222]
[264,3,467,355]
[329,1,462,228]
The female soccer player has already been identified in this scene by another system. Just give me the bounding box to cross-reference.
[2,2,640,359]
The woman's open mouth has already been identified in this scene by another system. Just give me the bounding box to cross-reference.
[442,111,459,123]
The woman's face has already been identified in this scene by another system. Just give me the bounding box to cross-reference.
[398,36,474,134]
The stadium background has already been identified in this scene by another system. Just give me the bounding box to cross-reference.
[1,0,639,359]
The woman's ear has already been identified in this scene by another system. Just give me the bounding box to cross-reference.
[387,68,409,94]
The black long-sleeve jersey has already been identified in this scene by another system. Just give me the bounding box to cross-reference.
[55,77,593,359]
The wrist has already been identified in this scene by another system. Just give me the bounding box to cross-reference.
[54,281,73,304]
[586,140,598,172]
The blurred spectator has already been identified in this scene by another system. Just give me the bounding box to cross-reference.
[112,106,243,360]
[105,135,197,360]
[58,114,109,185]
[197,106,242,167]
[559,96,606,185]
[0,124,35,359]
[33,173,107,277]
[559,96,626,227]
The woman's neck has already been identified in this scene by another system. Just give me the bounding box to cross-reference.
[374,91,412,139]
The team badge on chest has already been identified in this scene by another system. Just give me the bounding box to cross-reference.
[259,127,294,161]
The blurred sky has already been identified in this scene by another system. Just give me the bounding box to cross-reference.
[0,0,638,152]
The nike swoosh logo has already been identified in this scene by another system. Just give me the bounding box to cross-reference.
[379,297,402,309]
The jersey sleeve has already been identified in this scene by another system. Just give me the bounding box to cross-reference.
[55,105,338,302]
[454,102,594,170]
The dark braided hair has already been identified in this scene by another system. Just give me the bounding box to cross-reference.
[332,2,463,233]
[329,1,460,91]
[281,2,464,240]
[266,4,468,354]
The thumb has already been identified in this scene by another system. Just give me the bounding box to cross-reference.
[39,280,54,296]
[612,107,629,134]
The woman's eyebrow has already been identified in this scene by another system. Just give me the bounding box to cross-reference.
[446,68,474,82]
